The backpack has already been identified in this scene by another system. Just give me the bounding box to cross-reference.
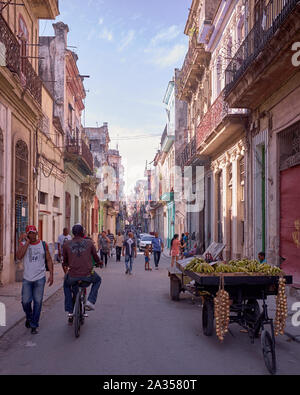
[41,241,50,272]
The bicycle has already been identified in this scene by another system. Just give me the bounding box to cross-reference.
[73,280,91,338]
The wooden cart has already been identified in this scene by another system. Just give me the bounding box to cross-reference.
[168,262,293,375]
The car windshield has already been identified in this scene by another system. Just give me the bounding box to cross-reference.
[141,236,154,242]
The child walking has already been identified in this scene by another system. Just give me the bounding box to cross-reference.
[170,234,181,268]
[144,245,152,271]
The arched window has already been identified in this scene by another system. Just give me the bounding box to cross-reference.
[15,140,28,198]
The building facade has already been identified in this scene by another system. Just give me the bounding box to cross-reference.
[0,0,59,284]
[39,22,94,240]
[224,0,300,282]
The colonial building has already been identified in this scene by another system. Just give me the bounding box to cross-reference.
[39,22,94,238]
[85,123,110,236]
[224,0,300,283]
[36,85,65,256]
[85,123,123,236]
[178,0,249,258]
[0,0,59,284]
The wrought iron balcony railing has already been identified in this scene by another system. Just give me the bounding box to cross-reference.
[196,91,248,149]
[225,0,299,97]
[65,137,94,172]
[176,136,197,168]
[0,14,42,104]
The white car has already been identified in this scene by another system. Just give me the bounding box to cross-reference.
[139,235,155,251]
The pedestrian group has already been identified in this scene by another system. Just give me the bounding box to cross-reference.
[16,224,192,334]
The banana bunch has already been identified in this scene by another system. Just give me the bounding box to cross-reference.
[215,264,236,273]
[254,264,283,275]
[185,258,206,271]
[195,263,215,274]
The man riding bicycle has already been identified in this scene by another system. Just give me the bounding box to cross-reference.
[62,224,103,324]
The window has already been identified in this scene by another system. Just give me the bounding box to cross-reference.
[19,16,29,74]
[68,104,73,135]
[240,157,245,202]
[53,196,60,209]
[74,196,79,224]
[38,191,47,205]
[15,140,28,197]
[237,18,245,44]
[216,57,222,96]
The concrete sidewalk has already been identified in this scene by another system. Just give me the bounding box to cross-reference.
[0,263,65,339]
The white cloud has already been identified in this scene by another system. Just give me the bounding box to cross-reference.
[99,27,113,42]
[119,29,135,52]
[98,17,104,25]
[151,25,182,46]
[145,43,187,69]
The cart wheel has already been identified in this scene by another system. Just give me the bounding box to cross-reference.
[261,330,277,375]
[202,298,214,336]
[170,277,181,301]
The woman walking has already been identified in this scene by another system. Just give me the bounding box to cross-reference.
[170,234,181,268]
[115,231,124,262]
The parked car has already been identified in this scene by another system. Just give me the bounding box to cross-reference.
[139,235,155,251]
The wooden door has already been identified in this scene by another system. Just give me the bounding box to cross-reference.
[38,219,43,241]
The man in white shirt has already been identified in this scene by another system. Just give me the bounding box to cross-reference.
[58,228,72,262]
[16,225,53,335]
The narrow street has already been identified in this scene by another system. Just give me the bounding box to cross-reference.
[0,253,300,376]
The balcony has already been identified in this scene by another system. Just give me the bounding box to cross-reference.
[177,31,210,102]
[30,0,60,20]
[0,14,42,104]
[161,125,175,153]
[176,136,197,168]
[65,136,94,175]
[225,0,300,109]
[196,91,248,155]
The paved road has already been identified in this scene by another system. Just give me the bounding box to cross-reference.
[0,252,300,375]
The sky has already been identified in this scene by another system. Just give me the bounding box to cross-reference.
[40,0,190,196]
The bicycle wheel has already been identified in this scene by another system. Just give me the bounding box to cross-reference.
[74,291,81,338]
[261,329,277,375]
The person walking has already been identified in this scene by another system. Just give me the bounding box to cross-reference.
[122,232,137,275]
[180,233,186,259]
[183,232,190,251]
[151,232,164,270]
[98,231,110,268]
[170,234,181,268]
[107,229,115,257]
[16,225,54,335]
[57,228,72,263]
[62,224,102,323]
[144,245,152,271]
[115,231,124,262]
